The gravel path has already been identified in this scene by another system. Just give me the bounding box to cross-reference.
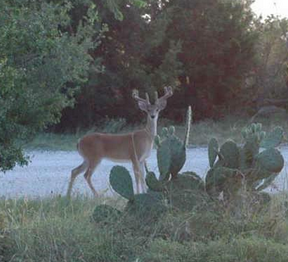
[1,147,288,199]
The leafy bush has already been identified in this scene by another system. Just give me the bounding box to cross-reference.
[0,0,100,171]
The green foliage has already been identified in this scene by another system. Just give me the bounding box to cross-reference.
[60,0,183,129]
[0,0,99,171]
[144,0,259,119]
[25,0,286,130]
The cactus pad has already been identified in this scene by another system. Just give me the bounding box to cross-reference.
[166,172,207,210]
[157,138,172,178]
[260,126,283,149]
[206,167,243,195]
[109,166,134,201]
[146,171,167,192]
[125,192,166,217]
[157,126,186,178]
[220,140,239,169]
[256,173,278,191]
[170,137,186,177]
[208,138,219,168]
[255,148,284,173]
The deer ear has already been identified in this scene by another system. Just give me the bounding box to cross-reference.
[138,101,148,111]
[156,100,167,110]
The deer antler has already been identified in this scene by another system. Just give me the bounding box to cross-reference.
[156,86,173,104]
[132,89,150,104]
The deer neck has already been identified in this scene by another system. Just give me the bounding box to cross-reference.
[145,115,158,140]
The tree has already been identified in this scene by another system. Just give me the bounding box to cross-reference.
[59,0,183,128]
[0,0,101,171]
[251,16,288,105]
[144,0,259,119]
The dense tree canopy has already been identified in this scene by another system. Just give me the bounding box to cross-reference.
[145,0,259,119]
[254,16,288,102]
[59,0,260,128]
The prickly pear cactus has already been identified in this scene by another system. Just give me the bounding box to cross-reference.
[109,165,166,218]
[156,126,186,178]
[255,148,284,174]
[247,148,284,190]
[166,172,207,211]
[145,171,167,192]
[206,137,242,196]
[206,167,243,196]
[206,123,285,198]
[208,138,218,168]
[240,123,263,169]
[145,162,207,211]
[125,192,166,217]
[109,166,134,201]
[260,126,284,149]
[219,140,240,169]
[156,106,192,178]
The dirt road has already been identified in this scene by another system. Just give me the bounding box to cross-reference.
[1,147,287,198]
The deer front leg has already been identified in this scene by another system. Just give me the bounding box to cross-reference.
[139,161,147,193]
[132,158,142,194]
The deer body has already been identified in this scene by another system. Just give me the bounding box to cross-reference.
[67,87,173,197]
[77,125,154,164]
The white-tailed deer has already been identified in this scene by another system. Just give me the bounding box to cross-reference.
[67,87,173,197]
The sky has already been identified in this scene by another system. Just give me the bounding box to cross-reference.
[251,0,288,18]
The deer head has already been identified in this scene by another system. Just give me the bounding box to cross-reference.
[132,86,173,121]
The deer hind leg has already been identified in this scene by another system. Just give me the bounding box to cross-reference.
[84,160,101,197]
[67,161,88,197]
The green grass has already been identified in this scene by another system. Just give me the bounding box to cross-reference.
[0,192,288,262]
[26,114,288,151]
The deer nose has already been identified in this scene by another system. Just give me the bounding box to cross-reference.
[151,115,155,119]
